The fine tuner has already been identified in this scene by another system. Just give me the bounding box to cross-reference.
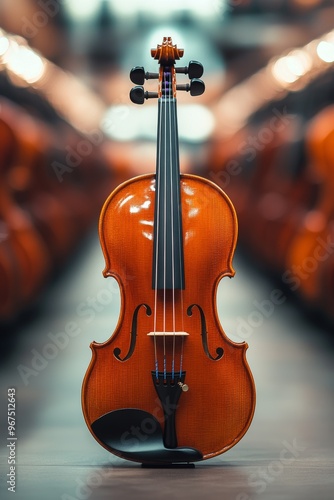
[129,60,205,104]
[178,381,189,392]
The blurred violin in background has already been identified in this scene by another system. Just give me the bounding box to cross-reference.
[285,106,334,320]
[208,28,334,324]
[0,28,112,322]
[0,110,50,319]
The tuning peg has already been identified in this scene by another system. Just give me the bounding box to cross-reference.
[130,86,145,104]
[189,78,205,96]
[176,78,205,97]
[130,66,159,85]
[130,86,159,104]
[175,60,204,79]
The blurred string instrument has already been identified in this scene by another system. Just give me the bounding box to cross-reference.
[0,28,112,322]
[0,99,77,265]
[285,105,334,318]
[0,115,49,318]
[208,29,334,322]
[82,37,255,465]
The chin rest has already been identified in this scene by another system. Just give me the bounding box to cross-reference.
[91,408,203,464]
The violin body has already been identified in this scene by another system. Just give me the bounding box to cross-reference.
[82,38,255,464]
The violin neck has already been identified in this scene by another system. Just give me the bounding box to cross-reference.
[152,98,185,290]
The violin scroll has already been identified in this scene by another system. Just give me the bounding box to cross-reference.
[151,36,184,63]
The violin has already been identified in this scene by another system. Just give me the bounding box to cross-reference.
[82,37,255,465]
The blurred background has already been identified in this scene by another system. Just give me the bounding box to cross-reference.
[1,2,334,499]
[1,0,334,327]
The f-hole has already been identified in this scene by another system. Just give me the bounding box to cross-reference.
[187,304,224,361]
[113,303,152,361]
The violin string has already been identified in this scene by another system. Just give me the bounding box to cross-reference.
[179,242,185,377]
[153,79,162,381]
[170,67,176,381]
[163,67,167,381]
[176,83,185,380]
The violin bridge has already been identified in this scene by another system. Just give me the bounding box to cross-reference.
[147,331,189,337]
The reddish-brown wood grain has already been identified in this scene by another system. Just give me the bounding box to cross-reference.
[82,174,255,461]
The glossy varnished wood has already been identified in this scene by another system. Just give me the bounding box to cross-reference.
[82,173,255,461]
